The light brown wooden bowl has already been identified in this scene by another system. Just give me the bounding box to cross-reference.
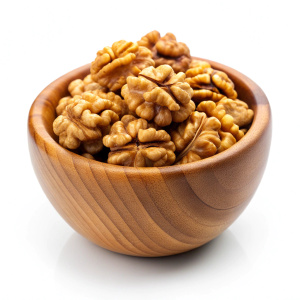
[28,59,272,257]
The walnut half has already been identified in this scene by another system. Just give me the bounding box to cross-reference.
[138,31,191,73]
[91,40,154,92]
[171,111,221,164]
[185,60,238,103]
[53,92,120,154]
[68,74,107,97]
[103,115,176,167]
[197,99,248,141]
[121,65,195,127]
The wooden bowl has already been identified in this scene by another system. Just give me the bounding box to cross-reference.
[28,59,272,257]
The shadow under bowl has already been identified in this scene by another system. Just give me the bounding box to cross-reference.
[28,58,272,257]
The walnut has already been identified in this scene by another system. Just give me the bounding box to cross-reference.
[186,60,211,82]
[138,31,191,73]
[90,90,128,117]
[171,111,221,164]
[121,65,195,127]
[138,30,160,51]
[82,74,108,93]
[213,98,254,127]
[53,92,119,154]
[82,153,95,160]
[68,79,84,97]
[90,40,154,92]
[56,96,75,116]
[241,128,248,134]
[56,90,127,118]
[218,130,236,153]
[197,100,245,140]
[188,59,211,72]
[185,64,238,102]
[68,74,107,97]
[210,69,237,100]
[103,115,176,167]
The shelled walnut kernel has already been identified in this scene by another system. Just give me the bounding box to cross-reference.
[171,112,221,164]
[185,60,238,102]
[121,65,195,127]
[91,40,154,92]
[138,31,191,73]
[53,92,120,154]
[103,115,176,167]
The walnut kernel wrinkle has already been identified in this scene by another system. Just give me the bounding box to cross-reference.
[214,98,254,127]
[90,40,154,92]
[218,130,236,153]
[121,64,195,127]
[171,111,221,164]
[197,100,245,140]
[103,116,176,167]
[53,92,119,154]
[187,60,212,74]
[68,75,107,97]
[138,30,160,52]
[138,31,191,73]
[90,90,128,117]
[185,63,238,102]
[56,96,74,116]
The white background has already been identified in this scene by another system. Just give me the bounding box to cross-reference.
[1,0,300,299]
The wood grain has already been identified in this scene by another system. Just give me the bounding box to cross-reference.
[28,59,272,257]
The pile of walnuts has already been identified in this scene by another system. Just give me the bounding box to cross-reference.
[53,31,254,167]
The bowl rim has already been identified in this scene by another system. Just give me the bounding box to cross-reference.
[28,58,271,174]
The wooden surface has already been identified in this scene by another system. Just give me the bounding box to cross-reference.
[28,59,272,257]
